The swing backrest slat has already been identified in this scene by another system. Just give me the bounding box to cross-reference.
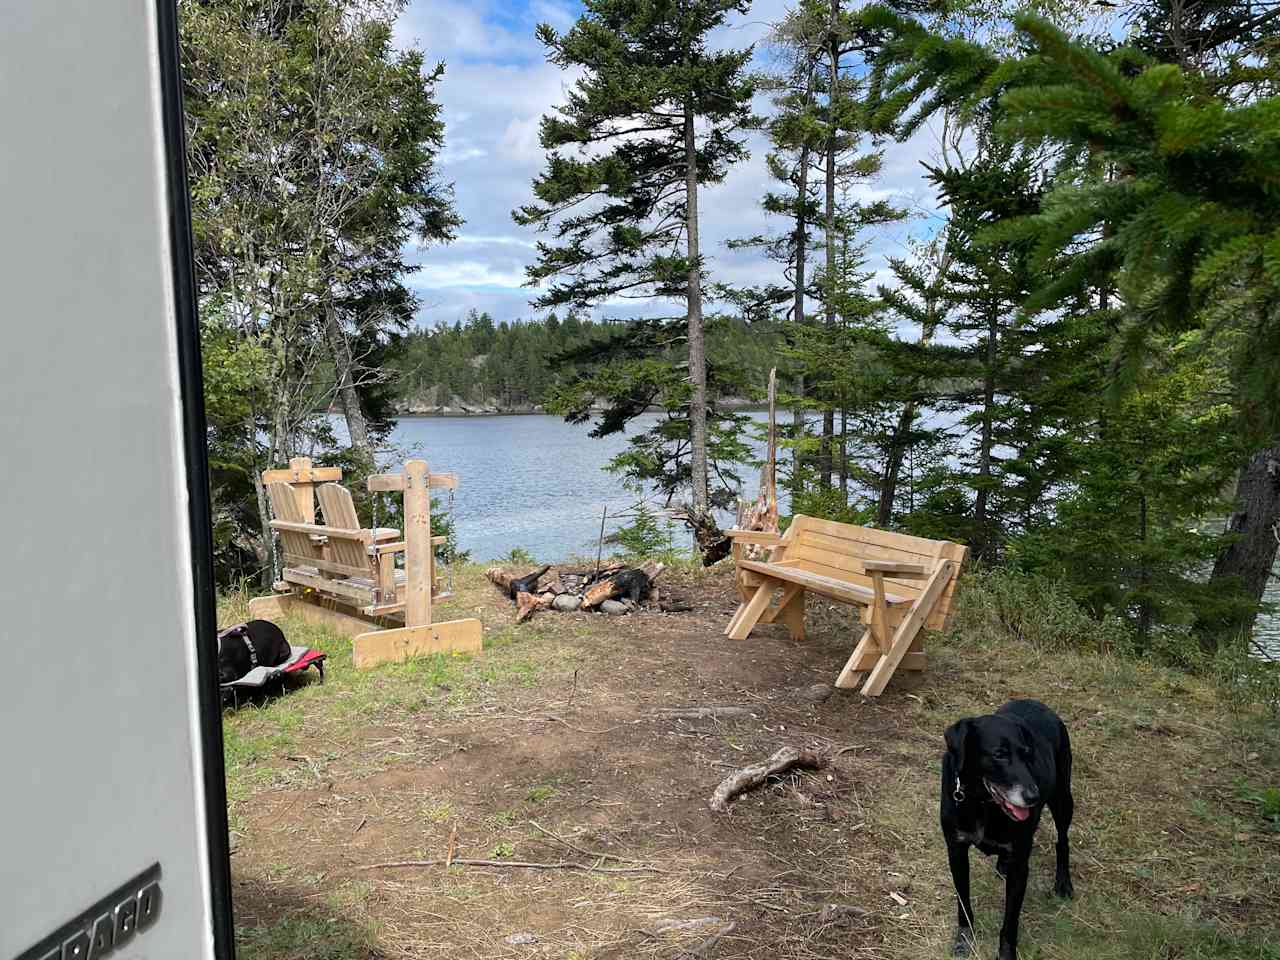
[316,483,374,575]
[267,482,322,569]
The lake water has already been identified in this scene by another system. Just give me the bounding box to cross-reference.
[381,413,1279,654]
[386,411,774,562]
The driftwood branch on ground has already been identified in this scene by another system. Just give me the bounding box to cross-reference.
[484,566,517,595]
[683,922,737,958]
[708,746,827,813]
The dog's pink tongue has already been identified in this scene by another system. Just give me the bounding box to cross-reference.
[1006,801,1031,822]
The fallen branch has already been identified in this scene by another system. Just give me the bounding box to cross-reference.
[358,857,664,875]
[682,921,736,958]
[528,820,643,864]
[708,746,827,813]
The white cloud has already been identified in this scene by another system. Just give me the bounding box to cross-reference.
[396,0,945,328]
[393,0,535,62]
[440,143,487,165]
[409,259,530,290]
[454,234,537,248]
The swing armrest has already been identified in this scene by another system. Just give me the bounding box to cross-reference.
[369,527,400,542]
[370,536,446,556]
[863,560,930,579]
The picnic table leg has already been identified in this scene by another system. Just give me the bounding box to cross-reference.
[727,582,773,641]
[777,587,805,642]
[835,602,890,689]
[835,631,880,689]
[861,560,955,697]
[724,565,761,636]
[759,583,801,624]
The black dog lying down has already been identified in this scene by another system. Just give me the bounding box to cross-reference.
[217,619,291,684]
[941,699,1074,960]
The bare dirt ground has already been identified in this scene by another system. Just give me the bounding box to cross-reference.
[221,565,1280,960]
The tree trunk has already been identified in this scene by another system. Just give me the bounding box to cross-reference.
[972,308,998,561]
[684,101,709,519]
[270,389,290,466]
[253,468,275,591]
[819,11,838,489]
[791,139,810,498]
[1198,443,1280,653]
[793,376,806,496]
[878,403,914,526]
[839,406,848,501]
[324,303,370,455]
[1136,487,1152,652]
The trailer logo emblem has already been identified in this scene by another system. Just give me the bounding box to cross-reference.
[16,864,162,960]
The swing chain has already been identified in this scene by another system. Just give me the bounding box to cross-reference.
[446,483,456,594]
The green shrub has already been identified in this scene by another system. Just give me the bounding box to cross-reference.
[607,502,682,559]
[1212,641,1280,723]
[951,565,1134,654]
[1235,779,1280,832]
[789,486,876,526]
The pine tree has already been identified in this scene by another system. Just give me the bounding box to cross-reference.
[857,5,1280,646]
[874,232,955,526]
[514,0,756,533]
[730,18,824,493]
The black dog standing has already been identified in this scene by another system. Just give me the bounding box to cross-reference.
[941,699,1074,960]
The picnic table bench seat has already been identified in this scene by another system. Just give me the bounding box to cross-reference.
[724,515,967,697]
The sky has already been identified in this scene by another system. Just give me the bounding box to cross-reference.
[391,0,946,330]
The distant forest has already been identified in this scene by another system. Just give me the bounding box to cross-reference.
[387,309,781,410]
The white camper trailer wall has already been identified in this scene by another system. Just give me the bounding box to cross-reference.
[1,3,232,959]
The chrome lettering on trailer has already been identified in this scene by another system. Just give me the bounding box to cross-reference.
[16,864,162,960]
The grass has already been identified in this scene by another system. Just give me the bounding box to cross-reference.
[221,563,1280,959]
[237,914,383,960]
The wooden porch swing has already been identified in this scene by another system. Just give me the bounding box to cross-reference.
[247,456,482,669]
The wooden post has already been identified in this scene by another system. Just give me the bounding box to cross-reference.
[404,459,432,629]
[869,569,888,653]
[289,455,317,523]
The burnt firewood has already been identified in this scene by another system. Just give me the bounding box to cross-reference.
[508,565,550,599]
[581,562,666,609]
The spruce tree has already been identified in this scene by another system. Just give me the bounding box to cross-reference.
[514,0,756,532]
[857,5,1280,647]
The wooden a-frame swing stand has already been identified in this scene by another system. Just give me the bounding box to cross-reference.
[247,456,482,669]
